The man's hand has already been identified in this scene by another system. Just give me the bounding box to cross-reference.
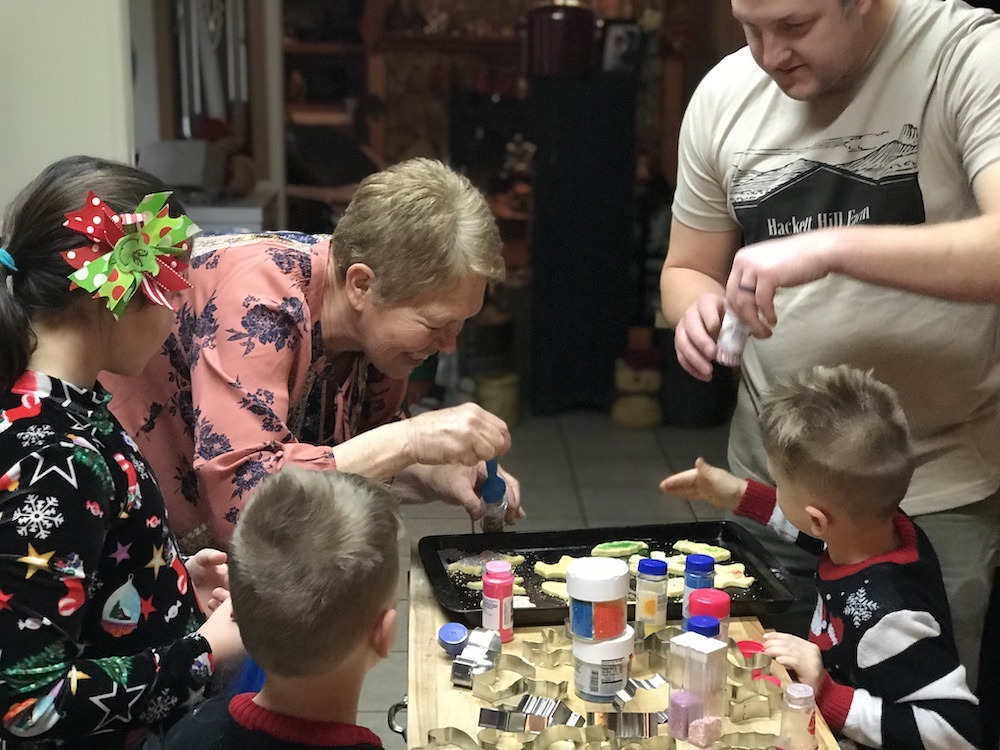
[762,631,826,693]
[726,232,836,337]
[659,457,747,511]
[392,462,525,525]
[404,403,511,466]
[673,293,728,381]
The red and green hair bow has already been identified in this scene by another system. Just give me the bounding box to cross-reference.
[60,191,201,319]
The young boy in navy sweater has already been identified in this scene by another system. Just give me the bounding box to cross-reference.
[661,364,980,749]
[162,467,400,749]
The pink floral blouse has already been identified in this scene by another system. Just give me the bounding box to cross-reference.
[103,232,406,552]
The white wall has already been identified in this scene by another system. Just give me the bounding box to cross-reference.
[130,0,162,155]
[0,0,134,211]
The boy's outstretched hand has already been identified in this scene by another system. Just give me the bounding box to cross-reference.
[762,632,826,693]
[659,457,747,512]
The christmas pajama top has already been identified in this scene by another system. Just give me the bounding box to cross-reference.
[738,480,981,749]
[0,371,211,747]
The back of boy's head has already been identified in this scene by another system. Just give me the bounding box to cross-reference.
[229,467,401,677]
[759,364,915,519]
[0,155,186,393]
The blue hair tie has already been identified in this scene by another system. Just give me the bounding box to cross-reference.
[0,248,17,273]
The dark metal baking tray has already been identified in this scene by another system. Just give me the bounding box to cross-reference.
[417,521,796,626]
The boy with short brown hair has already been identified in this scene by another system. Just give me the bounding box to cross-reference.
[164,467,400,749]
[662,365,980,749]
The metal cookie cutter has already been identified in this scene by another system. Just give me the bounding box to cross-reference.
[717,731,778,749]
[729,678,783,723]
[521,629,573,668]
[727,642,772,685]
[632,626,680,675]
[477,727,536,750]
[518,695,585,728]
[452,629,505,688]
[617,737,676,750]
[479,707,544,733]
[587,712,669,739]
[413,727,483,750]
[530,724,616,750]
[472,654,569,705]
[611,673,668,712]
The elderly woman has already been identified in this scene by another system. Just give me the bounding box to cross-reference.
[104,158,523,551]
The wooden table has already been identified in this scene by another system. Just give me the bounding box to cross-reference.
[408,560,837,749]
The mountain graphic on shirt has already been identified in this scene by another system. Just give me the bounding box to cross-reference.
[730,125,924,244]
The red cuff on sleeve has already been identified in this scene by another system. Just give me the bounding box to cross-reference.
[735,478,777,526]
[815,672,854,731]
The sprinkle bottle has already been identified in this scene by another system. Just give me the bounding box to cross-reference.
[681,553,715,630]
[687,615,721,640]
[688,589,731,642]
[481,560,514,642]
[635,558,668,635]
[572,625,634,702]
[479,459,507,533]
[567,557,629,640]
[778,683,818,750]
[715,309,750,367]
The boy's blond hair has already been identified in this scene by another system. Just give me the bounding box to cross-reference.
[331,157,505,303]
[760,364,915,519]
[229,468,400,677]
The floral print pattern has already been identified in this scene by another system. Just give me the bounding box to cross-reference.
[102,234,407,552]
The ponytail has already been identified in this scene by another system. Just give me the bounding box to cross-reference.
[0,263,33,393]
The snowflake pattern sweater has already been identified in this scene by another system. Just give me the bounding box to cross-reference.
[0,372,212,748]
[738,480,981,749]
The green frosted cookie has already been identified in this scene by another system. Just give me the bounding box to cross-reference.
[591,540,649,557]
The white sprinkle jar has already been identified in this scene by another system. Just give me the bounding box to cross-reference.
[573,625,635,702]
[566,557,629,640]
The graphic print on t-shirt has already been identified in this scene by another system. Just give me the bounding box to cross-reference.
[731,126,926,245]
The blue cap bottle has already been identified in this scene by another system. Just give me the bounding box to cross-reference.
[437,622,470,656]
[682,553,716,629]
[480,459,507,533]
[687,614,721,639]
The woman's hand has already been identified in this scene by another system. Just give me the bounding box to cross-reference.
[403,404,511,466]
[659,457,746,511]
[393,462,525,524]
[186,548,229,613]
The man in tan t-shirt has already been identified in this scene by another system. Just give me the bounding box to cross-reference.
[659,0,1000,699]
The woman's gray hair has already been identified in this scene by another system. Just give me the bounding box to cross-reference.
[331,158,504,303]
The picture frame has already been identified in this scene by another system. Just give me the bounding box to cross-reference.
[601,20,643,74]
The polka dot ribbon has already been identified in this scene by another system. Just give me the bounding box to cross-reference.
[60,191,201,319]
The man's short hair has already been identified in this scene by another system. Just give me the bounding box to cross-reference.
[229,468,400,677]
[760,364,915,518]
[331,157,505,304]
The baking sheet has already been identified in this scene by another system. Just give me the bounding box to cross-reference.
[417,521,796,626]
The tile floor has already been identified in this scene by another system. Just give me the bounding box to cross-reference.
[357,409,732,749]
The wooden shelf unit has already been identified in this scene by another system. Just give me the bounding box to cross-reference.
[282,38,364,57]
[383,32,520,55]
[281,0,386,159]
